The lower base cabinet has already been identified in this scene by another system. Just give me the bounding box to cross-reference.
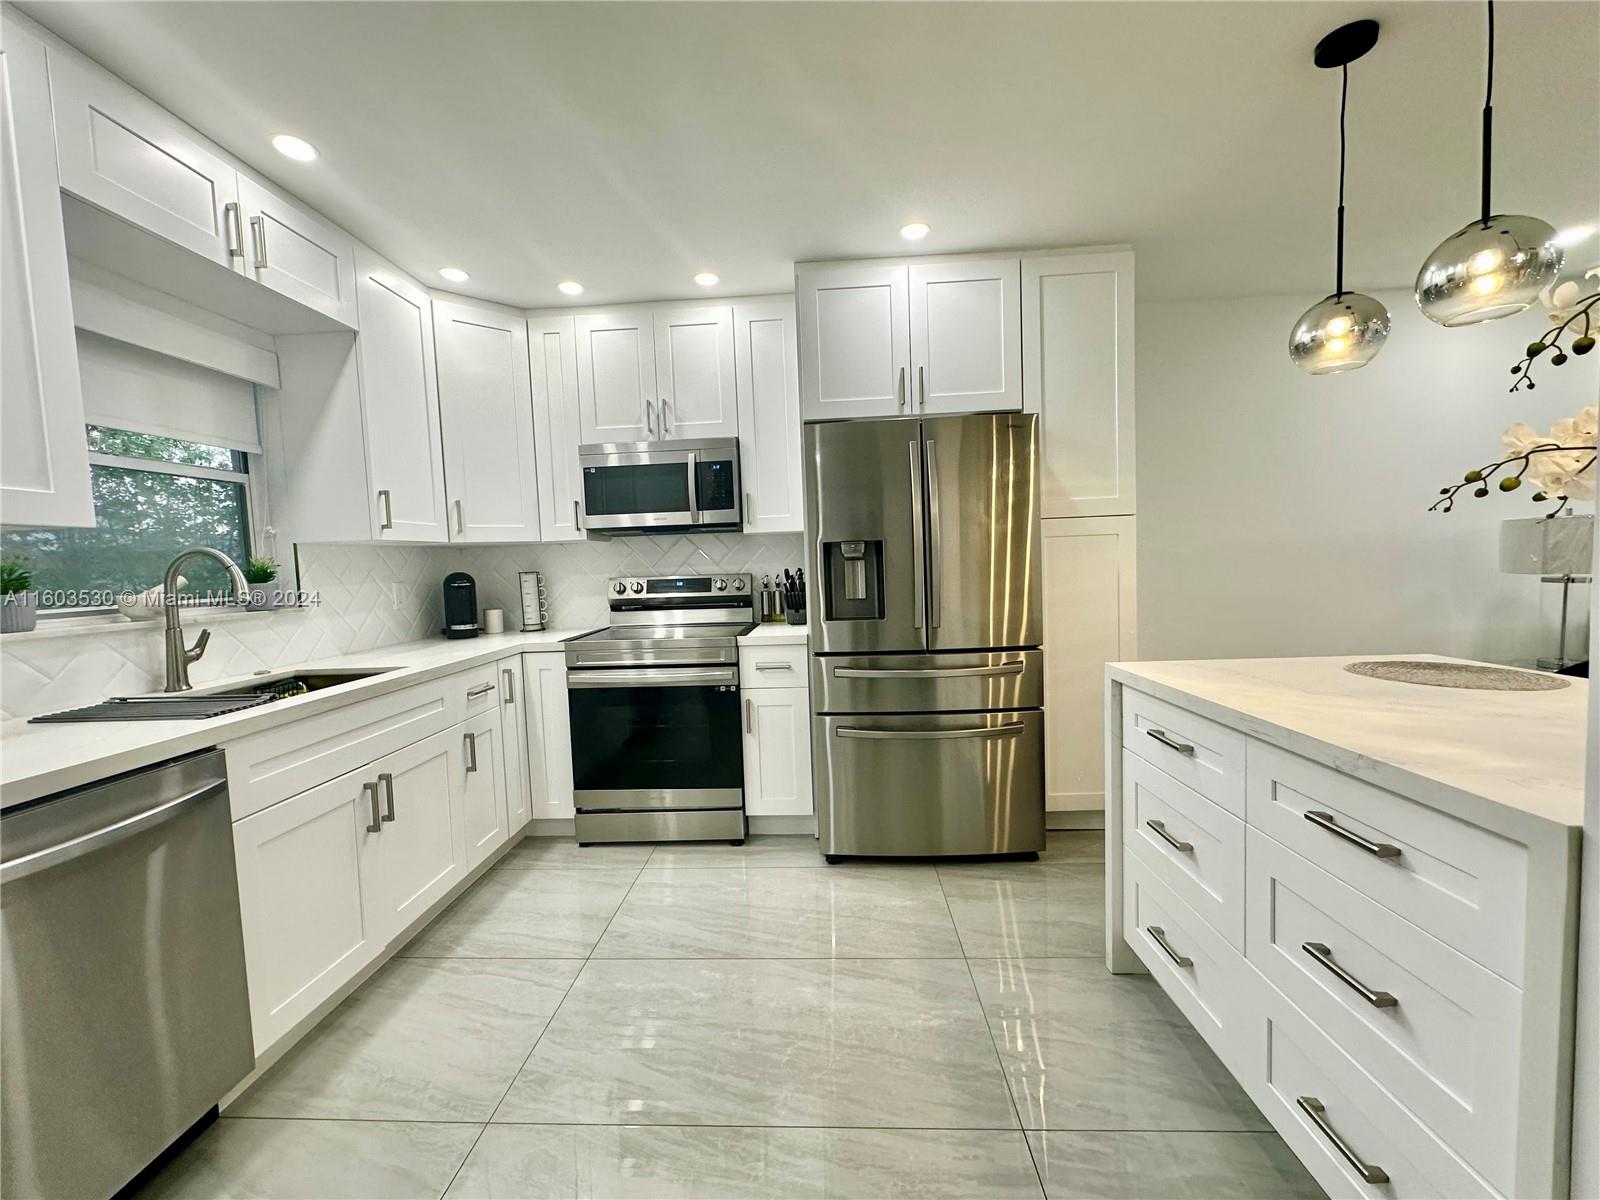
[364,729,462,936]
[459,709,508,871]
[498,657,532,834]
[523,653,575,821]
[742,686,813,817]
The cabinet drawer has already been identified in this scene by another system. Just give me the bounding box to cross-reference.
[1122,751,1244,948]
[458,662,502,718]
[1252,986,1494,1200]
[225,674,476,820]
[1121,689,1245,816]
[1245,741,1527,983]
[739,643,809,689]
[812,649,1042,711]
[1123,853,1247,1073]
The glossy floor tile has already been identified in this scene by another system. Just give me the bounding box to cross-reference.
[230,958,580,1121]
[969,958,1270,1133]
[496,839,654,870]
[592,865,962,958]
[446,1124,1045,1199]
[1037,830,1104,864]
[135,1118,478,1200]
[644,833,827,868]
[1026,1130,1323,1199]
[399,867,638,958]
[493,957,1018,1129]
[938,862,1106,957]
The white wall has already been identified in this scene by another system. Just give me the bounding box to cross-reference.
[1137,289,1594,664]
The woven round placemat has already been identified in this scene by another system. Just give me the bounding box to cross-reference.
[1344,660,1569,691]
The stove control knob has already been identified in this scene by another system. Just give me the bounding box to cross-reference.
[732,577,746,591]
[612,581,627,596]
[714,577,728,591]
[630,581,644,594]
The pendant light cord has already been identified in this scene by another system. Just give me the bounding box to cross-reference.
[1335,63,1347,297]
[1481,0,1494,223]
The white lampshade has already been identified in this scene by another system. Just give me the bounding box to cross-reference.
[1498,514,1594,576]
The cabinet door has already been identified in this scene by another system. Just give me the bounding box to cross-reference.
[653,304,738,438]
[1,20,93,527]
[796,262,910,421]
[47,45,239,268]
[575,307,655,442]
[742,687,814,818]
[458,709,509,870]
[528,314,585,541]
[232,768,382,1054]
[1023,252,1135,517]
[498,658,532,834]
[1042,516,1137,813]
[909,258,1022,414]
[435,297,540,542]
[524,653,575,821]
[236,174,358,328]
[366,728,463,936]
[735,299,803,533]
[353,247,448,541]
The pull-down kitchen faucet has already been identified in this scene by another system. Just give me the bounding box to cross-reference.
[162,547,250,692]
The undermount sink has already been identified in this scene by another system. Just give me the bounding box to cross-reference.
[194,668,399,700]
[27,668,400,723]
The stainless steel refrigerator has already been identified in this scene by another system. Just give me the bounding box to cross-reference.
[805,412,1044,860]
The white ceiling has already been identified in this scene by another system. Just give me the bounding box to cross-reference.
[18,1,1600,308]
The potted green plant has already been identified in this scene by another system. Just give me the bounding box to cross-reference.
[1,556,39,633]
[243,555,283,611]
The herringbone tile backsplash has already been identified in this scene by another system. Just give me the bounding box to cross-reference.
[0,534,803,720]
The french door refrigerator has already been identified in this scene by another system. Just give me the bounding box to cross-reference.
[804,412,1044,859]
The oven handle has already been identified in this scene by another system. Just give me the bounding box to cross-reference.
[568,667,738,689]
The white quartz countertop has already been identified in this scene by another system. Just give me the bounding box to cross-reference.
[739,623,810,645]
[1108,654,1589,830]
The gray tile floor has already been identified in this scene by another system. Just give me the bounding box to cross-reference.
[139,834,1325,1200]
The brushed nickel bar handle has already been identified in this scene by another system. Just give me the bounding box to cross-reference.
[644,401,656,437]
[363,781,382,833]
[378,772,396,822]
[836,722,1024,741]
[223,202,244,259]
[454,499,465,534]
[897,365,906,410]
[753,662,794,672]
[918,363,926,409]
[1145,728,1194,755]
[466,682,495,699]
[502,669,516,705]
[1295,1097,1390,1185]
[1304,810,1402,859]
[1302,942,1398,1009]
[661,398,671,435]
[377,489,394,531]
[573,498,583,531]
[1146,818,1193,854]
[249,214,267,269]
[1146,925,1192,968]
[745,698,754,733]
[464,731,478,773]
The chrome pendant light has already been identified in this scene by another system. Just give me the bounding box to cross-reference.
[1415,1,1563,326]
[1289,20,1390,375]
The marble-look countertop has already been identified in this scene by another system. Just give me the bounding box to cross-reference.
[739,623,809,645]
[1108,654,1588,831]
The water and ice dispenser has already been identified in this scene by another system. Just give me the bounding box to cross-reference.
[823,540,885,621]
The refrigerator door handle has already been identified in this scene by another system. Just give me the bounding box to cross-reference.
[925,438,942,628]
[908,440,925,630]
[835,722,1026,741]
[832,660,1026,680]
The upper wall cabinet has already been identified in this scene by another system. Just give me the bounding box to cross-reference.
[575,307,656,443]
[527,315,584,542]
[1023,251,1135,517]
[797,258,1021,420]
[235,176,358,328]
[652,303,738,439]
[1,16,94,527]
[434,296,540,543]
[734,298,803,533]
[353,248,448,542]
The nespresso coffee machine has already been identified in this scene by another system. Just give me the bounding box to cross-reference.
[442,572,479,638]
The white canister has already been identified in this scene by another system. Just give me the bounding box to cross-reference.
[483,608,505,635]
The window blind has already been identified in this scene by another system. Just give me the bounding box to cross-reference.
[77,331,263,454]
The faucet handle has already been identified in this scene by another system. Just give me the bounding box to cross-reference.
[185,628,211,664]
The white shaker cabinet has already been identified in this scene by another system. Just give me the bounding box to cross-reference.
[363,729,463,936]
[457,709,509,871]
[796,261,910,421]
[908,258,1022,413]
[46,43,239,269]
[523,653,576,821]
[652,303,738,438]
[434,296,541,542]
[235,174,358,328]
[497,657,532,834]
[527,314,585,541]
[575,307,656,443]
[741,688,814,818]
[353,247,449,541]
[1023,250,1135,517]
[735,298,804,533]
[0,17,94,528]
[1042,516,1137,814]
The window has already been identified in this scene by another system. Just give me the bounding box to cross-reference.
[2,426,256,614]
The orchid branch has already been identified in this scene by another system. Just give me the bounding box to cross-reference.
[1430,443,1596,514]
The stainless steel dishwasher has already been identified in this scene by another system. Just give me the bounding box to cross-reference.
[1,749,255,1199]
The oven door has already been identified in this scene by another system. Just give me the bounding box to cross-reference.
[567,665,744,810]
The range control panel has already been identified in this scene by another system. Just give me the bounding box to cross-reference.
[605,574,755,612]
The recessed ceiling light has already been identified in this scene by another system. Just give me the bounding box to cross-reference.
[1554,224,1595,247]
[558,280,585,296]
[438,267,470,284]
[270,134,318,162]
[900,222,930,241]
[694,272,719,287]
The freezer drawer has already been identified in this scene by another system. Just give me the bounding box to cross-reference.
[814,710,1044,857]
[812,650,1043,714]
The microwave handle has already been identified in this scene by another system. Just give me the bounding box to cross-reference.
[686,451,700,525]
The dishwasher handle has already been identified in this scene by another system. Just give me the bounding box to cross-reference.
[0,778,227,885]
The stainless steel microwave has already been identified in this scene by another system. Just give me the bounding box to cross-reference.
[577,438,742,534]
